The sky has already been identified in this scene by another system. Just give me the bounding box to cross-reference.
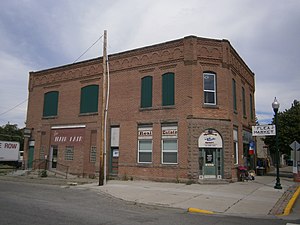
[0,0,299,128]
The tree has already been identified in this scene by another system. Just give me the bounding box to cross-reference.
[265,100,300,156]
[0,123,24,151]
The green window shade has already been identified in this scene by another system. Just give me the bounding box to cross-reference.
[43,91,59,117]
[232,79,237,111]
[162,73,175,106]
[242,87,246,116]
[80,85,99,113]
[141,76,153,108]
[250,94,254,120]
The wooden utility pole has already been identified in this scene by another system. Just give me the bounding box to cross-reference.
[99,30,107,186]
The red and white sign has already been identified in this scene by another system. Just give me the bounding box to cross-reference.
[51,127,85,146]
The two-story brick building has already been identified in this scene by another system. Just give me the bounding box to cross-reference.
[24,35,255,182]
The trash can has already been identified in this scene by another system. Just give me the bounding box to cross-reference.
[256,167,265,176]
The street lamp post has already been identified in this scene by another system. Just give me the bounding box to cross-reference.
[272,97,282,189]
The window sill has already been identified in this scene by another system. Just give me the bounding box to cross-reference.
[160,163,179,167]
[79,112,98,117]
[42,116,58,120]
[137,163,153,167]
[203,104,219,109]
[139,105,176,111]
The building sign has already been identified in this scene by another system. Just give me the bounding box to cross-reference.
[138,127,153,139]
[51,127,85,146]
[252,125,276,136]
[198,129,222,148]
[162,126,178,139]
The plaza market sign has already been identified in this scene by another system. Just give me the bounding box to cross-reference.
[252,125,276,136]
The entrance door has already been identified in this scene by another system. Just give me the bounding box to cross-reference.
[199,148,223,179]
[28,146,34,169]
[49,146,58,169]
[110,147,119,175]
[204,149,217,178]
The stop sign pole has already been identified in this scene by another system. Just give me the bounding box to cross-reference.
[290,141,300,174]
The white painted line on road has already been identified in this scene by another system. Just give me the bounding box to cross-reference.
[286,223,300,225]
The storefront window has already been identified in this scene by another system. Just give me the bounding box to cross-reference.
[233,129,238,165]
[138,126,153,163]
[162,125,178,164]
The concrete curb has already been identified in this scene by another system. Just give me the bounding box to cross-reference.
[188,207,214,214]
[281,186,300,216]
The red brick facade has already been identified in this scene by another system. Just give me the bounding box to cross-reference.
[24,36,255,182]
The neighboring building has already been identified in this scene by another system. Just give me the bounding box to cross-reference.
[24,36,255,182]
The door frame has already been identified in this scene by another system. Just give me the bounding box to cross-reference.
[198,129,223,179]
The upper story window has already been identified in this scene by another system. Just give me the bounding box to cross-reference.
[43,91,59,117]
[232,79,237,111]
[141,76,153,108]
[162,73,175,106]
[250,93,254,120]
[203,72,216,105]
[80,85,99,114]
[242,87,246,117]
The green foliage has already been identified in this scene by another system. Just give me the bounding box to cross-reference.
[265,100,300,156]
[0,123,24,151]
[40,170,48,177]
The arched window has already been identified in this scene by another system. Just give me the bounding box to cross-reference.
[43,91,59,117]
[80,85,99,114]
[141,76,153,108]
[162,73,175,106]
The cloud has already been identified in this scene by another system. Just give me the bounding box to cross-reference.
[0,51,29,126]
[0,0,299,127]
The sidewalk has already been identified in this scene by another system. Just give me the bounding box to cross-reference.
[77,175,299,218]
[2,167,299,219]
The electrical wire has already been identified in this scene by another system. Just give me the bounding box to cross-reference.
[1,34,104,123]
[73,34,104,63]
[0,98,28,117]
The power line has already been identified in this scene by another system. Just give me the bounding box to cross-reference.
[1,34,105,121]
[0,99,28,117]
[73,34,104,63]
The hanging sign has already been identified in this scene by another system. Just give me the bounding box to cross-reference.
[252,125,276,136]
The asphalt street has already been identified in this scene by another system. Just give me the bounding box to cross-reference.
[0,179,299,225]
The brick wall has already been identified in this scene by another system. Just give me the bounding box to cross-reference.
[24,36,255,181]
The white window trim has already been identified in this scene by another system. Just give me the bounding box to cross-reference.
[203,73,216,105]
[138,139,152,164]
[161,139,178,165]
